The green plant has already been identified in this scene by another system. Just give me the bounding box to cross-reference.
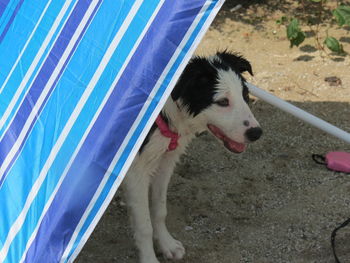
[286,18,306,48]
[277,1,350,54]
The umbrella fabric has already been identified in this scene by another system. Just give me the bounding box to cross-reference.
[0,0,223,262]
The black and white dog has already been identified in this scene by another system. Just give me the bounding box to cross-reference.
[123,51,262,263]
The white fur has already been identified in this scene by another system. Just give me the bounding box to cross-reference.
[123,60,260,263]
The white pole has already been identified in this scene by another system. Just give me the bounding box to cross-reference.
[246,82,350,145]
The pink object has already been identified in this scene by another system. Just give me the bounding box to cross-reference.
[207,124,246,153]
[325,152,350,173]
[155,115,180,151]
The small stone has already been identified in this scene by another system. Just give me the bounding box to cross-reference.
[324,76,342,86]
[230,4,242,12]
[185,226,193,231]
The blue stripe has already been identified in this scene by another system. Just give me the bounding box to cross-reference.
[0,0,77,136]
[0,0,99,253]
[0,0,94,184]
[0,0,134,242]
[0,0,23,43]
[21,1,216,262]
[0,0,10,18]
[20,0,163,261]
[0,0,107,259]
[1,0,159,261]
[0,0,17,35]
[0,0,56,90]
[65,1,219,259]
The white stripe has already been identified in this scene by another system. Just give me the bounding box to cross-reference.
[60,1,165,260]
[0,0,76,134]
[0,0,97,181]
[20,1,160,262]
[66,1,225,262]
[0,0,53,94]
[0,1,145,261]
[0,0,103,260]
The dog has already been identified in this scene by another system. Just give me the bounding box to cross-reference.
[123,51,262,263]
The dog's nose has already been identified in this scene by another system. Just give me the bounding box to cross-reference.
[245,127,262,142]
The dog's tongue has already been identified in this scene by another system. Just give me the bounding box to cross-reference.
[223,139,246,153]
[207,124,246,153]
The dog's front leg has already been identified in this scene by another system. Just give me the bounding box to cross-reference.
[124,171,159,263]
[151,156,185,260]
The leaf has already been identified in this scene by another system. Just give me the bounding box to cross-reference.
[293,31,306,47]
[287,19,306,47]
[281,16,288,23]
[333,9,346,26]
[287,19,299,39]
[309,0,322,2]
[333,6,350,26]
[324,37,344,53]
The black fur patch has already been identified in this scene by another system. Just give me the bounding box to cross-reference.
[171,57,219,116]
[242,84,250,104]
[216,51,253,76]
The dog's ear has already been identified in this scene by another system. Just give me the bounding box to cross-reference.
[171,57,217,101]
[171,57,218,116]
[216,51,253,76]
[171,78,186,101]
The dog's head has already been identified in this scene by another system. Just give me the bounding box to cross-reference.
[171,51,262,153]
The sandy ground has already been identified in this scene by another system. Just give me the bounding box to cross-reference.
[77,1,350,262]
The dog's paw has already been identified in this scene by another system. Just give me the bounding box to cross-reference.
[157,234,185,260]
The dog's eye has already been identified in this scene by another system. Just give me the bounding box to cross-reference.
[215,98,229,107]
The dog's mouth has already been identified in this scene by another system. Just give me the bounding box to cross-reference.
[207,124,246,153]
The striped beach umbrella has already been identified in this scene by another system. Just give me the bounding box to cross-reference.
[0,0,224,262]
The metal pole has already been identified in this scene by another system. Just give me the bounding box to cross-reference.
[246,82,350,144]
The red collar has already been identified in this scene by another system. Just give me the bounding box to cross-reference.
[155,114,180,151]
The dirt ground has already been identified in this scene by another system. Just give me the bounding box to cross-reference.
[77,1,350,262]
